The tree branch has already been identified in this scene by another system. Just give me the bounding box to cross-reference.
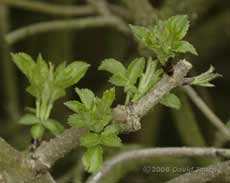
[171,91,206,146]
[32,59,192,171]
[5,16,129,45]
[113,60,192,131]
[0,0,131,20]
[0,13,20,121]
[121,0,157,25]
[33,128,86,170]
[0,0,92,17]
[166,160,230,183]
[183,86,230,140]
[0,137,55,183]
[160,0,219,21]
[86,147,230,183]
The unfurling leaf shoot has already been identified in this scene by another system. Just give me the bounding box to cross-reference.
[130,15,198,65]
[12,52,89,140]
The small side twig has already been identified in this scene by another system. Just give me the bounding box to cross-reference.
[183,86,230,140]
[0,13,20,121]
[0,0,131,20]
[5,16,129,45]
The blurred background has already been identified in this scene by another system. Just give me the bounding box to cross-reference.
[0,0,230,182]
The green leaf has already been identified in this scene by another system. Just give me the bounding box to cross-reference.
[173,41,198,55]
[102,124,121,136]
[124,84,138,95]
[80,133,101,148]
[36,54,49,77]
[101,88,115,108]
[11,52,35,78]
[138,57,162,91]
[129,15,197,65]
[160,93,181,110]
[25,107,36,114]
[101,134,122,147]
[68,113,95,129]
[18,114,40,125]
[55,61,90,88]
[64,100,86,113]
[165,15,189,40]
[75,88,95,109]
[22,54,50,98]
[55,62,66,77]
[135,58,162,100]
[68,114,86,128]
[109,74,128,87]
[42,119,64,136]
[50,87,66,102]
[191,65,222,87]
[26,85,39,98]
[91,114,112,133]
[127,57,145,84]
[31,55,49,86]
[31,124,45,140]
[98,58,126,76]
[129,25,153,48]
[82,146,103,173]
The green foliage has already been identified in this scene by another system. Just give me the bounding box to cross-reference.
[80,133,101,148]
[99,57,145,104]
[160,93,181,110]
[42,119,65,136]
[66,88,115,132]
[133,57,163,101]
[18,113,65,136]
[11,14,222,175]
[18,114,40,125]
[12,52,89,139]
[12,53,89,103]
[101,133,122,147]
[82,146,103,173]
[99,57,179,109]
[65,87,122,173]
[191,66,222,87]
[75,88,95,110]
[30,124,45,140]
[130,15,198,65]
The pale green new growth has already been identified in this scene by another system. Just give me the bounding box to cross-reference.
[82,146,103,173]
[99,57,181,109]
[130,15,198,65]
[99,58,144,104]
[12,52,89,139]
[133,57,162,101]
[160,93,181,110]
[191,65,222,87]
[65,87,122,173]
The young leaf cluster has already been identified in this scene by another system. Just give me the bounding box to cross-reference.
[191,66,222,87]
[130,15,198,65]
[65,88,122,173]
[12,53,89,139]
[99,58,145,104]
[99,57,181,109]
